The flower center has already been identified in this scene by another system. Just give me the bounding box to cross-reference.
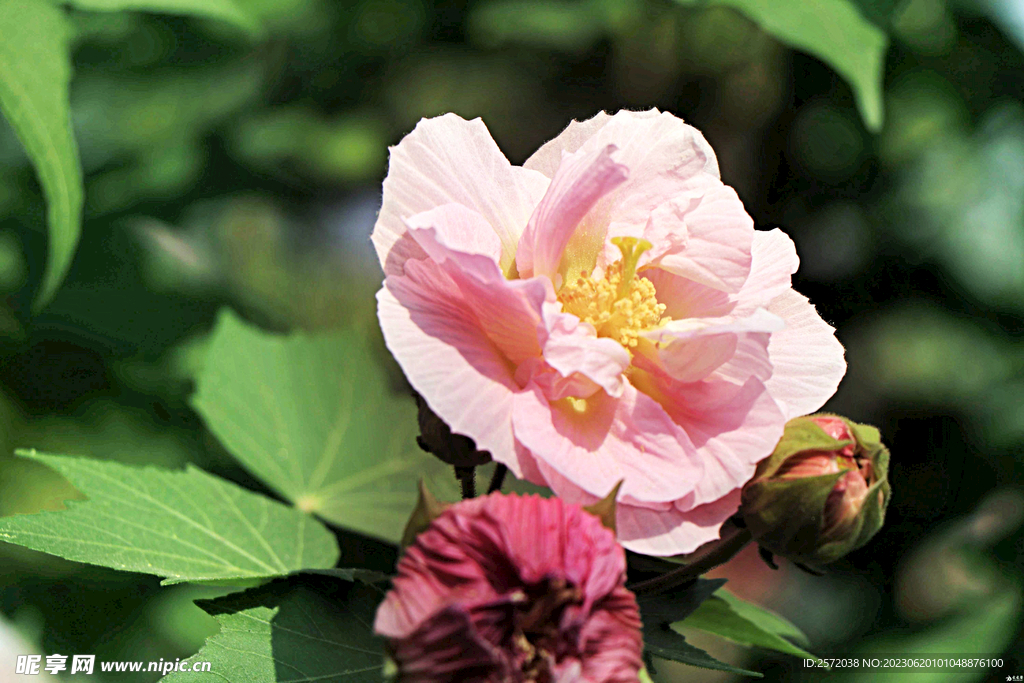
[510,577,585,682]
[557,237,669,349]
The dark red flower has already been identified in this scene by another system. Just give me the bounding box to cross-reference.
[374,493,643,682]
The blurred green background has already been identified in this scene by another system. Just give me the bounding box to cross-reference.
[0,0,1022,680]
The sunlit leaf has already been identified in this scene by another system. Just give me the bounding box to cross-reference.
[63,0,261,34]
[677,589,819,661]
[161,575,385,683]
[0,0,83,310]
[0,451,339,584]
[192,309,459,545]
[676,0,888,130]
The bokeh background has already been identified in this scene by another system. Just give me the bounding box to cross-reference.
[0,0,1022,680]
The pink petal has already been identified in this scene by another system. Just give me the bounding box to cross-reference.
[646,186,754,294]
[569,112,721,227]
[516,145,628,281]
[711,330,774,385]
[529,111,727,282]
[379,604,505,679]
[524,457,737,555]
[514,358,606,402]
[511,382,703,503]
[541,308,631,398]
[378,261,522,463]
[482,493,626,605]
[405,221,551,364]
[642,267,734,320]
[373,114,549,276]
[523,110,661,178]
[405,203,503,264]
[654,377,786,507]
[575,596,645,683]
[617,489,743,556]
[733,228,800,315]
[638,309,783,383]
[764,289,847,419]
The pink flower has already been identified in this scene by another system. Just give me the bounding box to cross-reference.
[373,493,643,682]
[373,109,846,555]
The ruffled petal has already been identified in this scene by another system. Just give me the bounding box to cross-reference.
[541,308,631,398]
[378,262,520,462]
[650,377,786,507]
[373,114,549,276]
[406,220,551,364]
[573,111,720,225]
[642,267,734,320]
[484,492,626,603]
[638,309,783,383]
[379,604,506,680]
[517,144,628,281]
[523,110,660,178]
[511,382,702,503]
[520,447,737,556]
[405,203,503,264]
[644,186,754,294]
[616,489,743,556]
[733,228,800,315]
[764,289,847,419]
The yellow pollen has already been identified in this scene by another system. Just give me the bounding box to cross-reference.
[556,237,669,349]
[565,396,588,413]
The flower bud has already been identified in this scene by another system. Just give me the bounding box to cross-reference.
[740,414,891,568]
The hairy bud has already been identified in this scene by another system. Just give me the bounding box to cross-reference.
[740,414,891,568]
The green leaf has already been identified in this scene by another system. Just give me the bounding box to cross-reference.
[0,0,83,310]
[162,574,385,683]
[0,451,339,583]
[192,310,460,545]
[638,579,762,678]
[63,0,261,34]
[677,589,819,661]
[645,636,760,679]
[676,0,888,131]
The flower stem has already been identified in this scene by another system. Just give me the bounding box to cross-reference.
[487,463,508,494]
[628,525,753,596]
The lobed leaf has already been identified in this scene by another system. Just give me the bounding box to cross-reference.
[192,309,459,545]
[161,574,385,683]
[0,451,339,584]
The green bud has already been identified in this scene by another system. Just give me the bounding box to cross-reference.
[740,414,891,569]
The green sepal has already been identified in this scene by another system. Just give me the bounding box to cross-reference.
[741,414,891,568]
[752,415,853,480]
[742,471,846,566]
